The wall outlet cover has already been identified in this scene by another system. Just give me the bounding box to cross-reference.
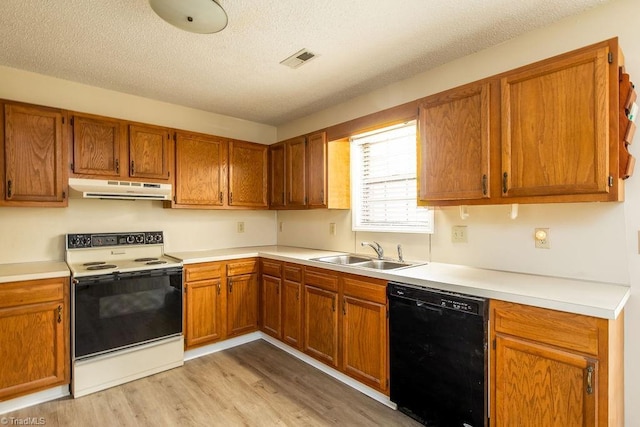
[237,222,245,233]
[452,225,468,243]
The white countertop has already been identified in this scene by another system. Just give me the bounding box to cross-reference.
[0,261,70,284]
[168,245,630,320]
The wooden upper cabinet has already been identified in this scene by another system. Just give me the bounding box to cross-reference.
[268,131,348,210]
[174,131,227,207]
[129,124,170,180]
[228,140,268,208]
[307,131,328,208]
[418,82,491,201]
[1,102,67,206]
[501,45,611,198]
[287,136,307,207]
[269,143,286,208]
[71,113,125,177]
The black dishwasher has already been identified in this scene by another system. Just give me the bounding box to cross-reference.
[388,282,488,427]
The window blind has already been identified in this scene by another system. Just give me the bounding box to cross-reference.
[351,121,433,233]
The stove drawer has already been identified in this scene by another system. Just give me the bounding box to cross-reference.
[227,258,258,276]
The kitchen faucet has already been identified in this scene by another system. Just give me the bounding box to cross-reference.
[361,241,384,259]
[397,244,404,263]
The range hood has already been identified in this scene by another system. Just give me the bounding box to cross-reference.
[68,178,172,201]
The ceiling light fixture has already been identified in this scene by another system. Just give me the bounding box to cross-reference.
[149,0,228,34]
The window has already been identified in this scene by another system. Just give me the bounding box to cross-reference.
[350,121,434,233]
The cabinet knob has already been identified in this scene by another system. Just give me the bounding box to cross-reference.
[115,159,120,174]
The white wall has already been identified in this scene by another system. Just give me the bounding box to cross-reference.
[276,0,640,422]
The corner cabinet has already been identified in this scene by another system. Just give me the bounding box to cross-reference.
[1,101,68,207]
[0,277,70,401]
[419,37,632,206]
[490,300,623,426]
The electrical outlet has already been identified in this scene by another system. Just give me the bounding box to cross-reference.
[451,225,468,243]
[329,223,336,235]
[534,228,550,249]
[237,221,245,233]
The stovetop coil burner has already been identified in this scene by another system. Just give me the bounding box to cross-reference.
[83,261,106,266]
[146,260,167,265]
[86,264,117,271]
[135,257,158,262]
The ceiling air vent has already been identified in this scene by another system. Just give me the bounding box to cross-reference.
[280,48,317,69]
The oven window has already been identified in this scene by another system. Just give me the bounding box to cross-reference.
[74,270,182,359]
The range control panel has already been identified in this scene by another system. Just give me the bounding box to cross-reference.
[67,231,164,249]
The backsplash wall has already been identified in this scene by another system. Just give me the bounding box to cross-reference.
[0,200,277,263]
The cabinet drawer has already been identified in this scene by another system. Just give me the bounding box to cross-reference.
[284,264,303,282]
[491,300,602,356]
[342,276,386,304]
[261,260,282,278]
[227,258,258,276]
[304,267,338,292]
[0,278,66,309]
[185,262,223,282]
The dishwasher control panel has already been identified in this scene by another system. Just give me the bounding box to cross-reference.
[387,282,485,315]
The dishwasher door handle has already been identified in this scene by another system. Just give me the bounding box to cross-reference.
[415,301,443,314]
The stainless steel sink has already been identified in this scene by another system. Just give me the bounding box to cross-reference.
[312,254,419,270]
[355,259,414,270]
[312,254,372,265]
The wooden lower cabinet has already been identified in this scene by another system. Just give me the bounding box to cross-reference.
[304,285,339,368]
[184,277,224,348]
[341,275,388,392]
[183,259,259,349]
[490,300,623,427]
[0,277,70,401]
[226,259,259,337]
[282,264,304,350]
[261,274,282,339]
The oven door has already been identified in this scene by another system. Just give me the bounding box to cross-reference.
[73,267,183,360]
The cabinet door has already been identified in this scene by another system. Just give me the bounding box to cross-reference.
[3,103,66,204]
[304,285,338,368]
[184,278,224,349]
[501,46,610,198]
[129,124,169,180]
[283,279,303,349]
[341,275,388,392]
[269,143,286,208]
[494,334,597,426]
[228,140,268,208]
[0,301,67,400]
[418,82,490,201]
[227,273,259,337]
[261,274,282,339]
[71,114,124,177]
[175,132,227,206]
[286,136,307,207]
[307,131,328,208]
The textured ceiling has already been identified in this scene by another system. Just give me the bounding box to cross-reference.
[0,0,610,126]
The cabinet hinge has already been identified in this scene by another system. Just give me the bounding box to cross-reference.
[492,339,496,350]
[608,52,613,64]
[69,117,73,126]
[173,195,176,202]
[608,175,614,187]
[62,116,66,125]
[305,196,308,204]
[62,191,66,199]
[70,163,74,172]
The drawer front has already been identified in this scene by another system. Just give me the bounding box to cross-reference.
[0,277,66,309]
[227,258,258,276]
[284,264,303,282]
[491,300,602,356]
[261,260,282,278]
[304,266,338,292]
[185,262,223,282]
[342,276,386,304]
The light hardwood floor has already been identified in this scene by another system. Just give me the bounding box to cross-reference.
[3,341,420,426]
